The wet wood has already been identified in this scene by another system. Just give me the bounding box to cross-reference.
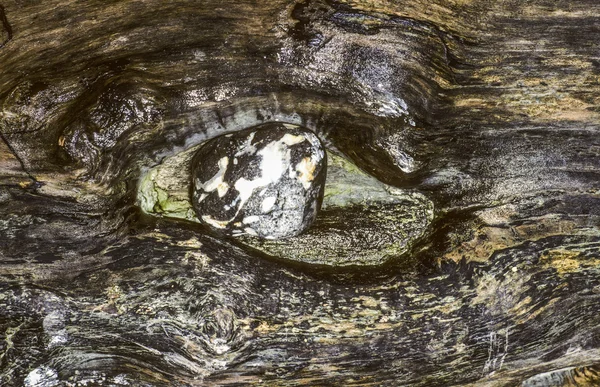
[1,0,600,385]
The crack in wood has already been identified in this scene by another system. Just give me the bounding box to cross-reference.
[0,5,12,48]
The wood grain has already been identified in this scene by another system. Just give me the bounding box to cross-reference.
[1,0,599,385]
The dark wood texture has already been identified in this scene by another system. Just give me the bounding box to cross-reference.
[1,0,600,385]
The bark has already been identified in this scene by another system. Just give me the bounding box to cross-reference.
[1,0,600,385]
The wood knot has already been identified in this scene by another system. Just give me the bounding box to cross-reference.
[199,308,244,356]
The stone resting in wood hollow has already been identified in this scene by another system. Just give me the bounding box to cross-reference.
[1,0,600,386]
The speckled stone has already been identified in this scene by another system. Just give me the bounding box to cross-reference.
[191,123,326,239]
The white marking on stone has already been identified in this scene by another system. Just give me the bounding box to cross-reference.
[280,133,305,146]
[234,177,262,208]
[198,193,208,202]
[233,138,290,211]
[217,181,230,197]
[260,140,290,182]
[233,158,238,165]
[230,133,308,220]
[262,196,277,213]
[235,132,257,156]
[243,216,260,224]
[201,215,230,229]
[198,156,229,196]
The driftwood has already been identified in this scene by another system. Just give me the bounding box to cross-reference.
[1,0,600,385]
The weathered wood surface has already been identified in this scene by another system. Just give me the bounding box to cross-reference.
[1,0,600,385]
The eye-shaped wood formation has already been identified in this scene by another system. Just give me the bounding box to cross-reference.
[1,0,600,386]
